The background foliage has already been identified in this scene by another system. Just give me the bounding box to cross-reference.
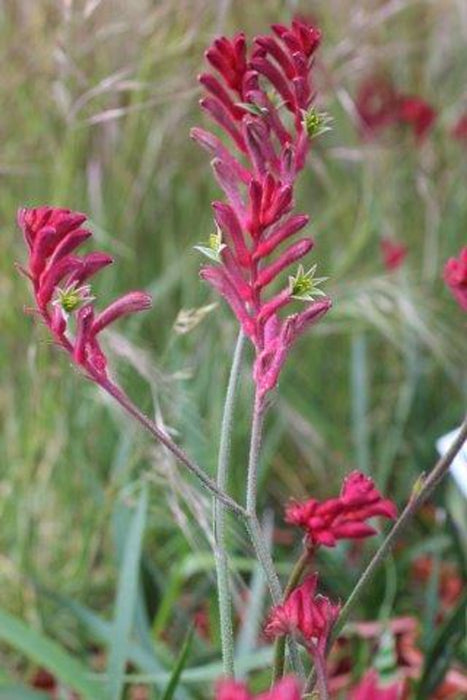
[0,0,465,697]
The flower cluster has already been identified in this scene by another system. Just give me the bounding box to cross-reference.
[18,206,152,379]
[443,246,467,311]
[285,471,397,548]
[216,676,300,700]
[264,574,339,655]
[356,76,436,142]
[192,18,332,403]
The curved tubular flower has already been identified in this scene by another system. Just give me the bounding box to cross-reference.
[285,471,397,548]
[443,246,467,311]
[396,96,436,142]
[216,676,301,700]
[18,206,151,379]
[264,574,339,656]
[192,18,331,404]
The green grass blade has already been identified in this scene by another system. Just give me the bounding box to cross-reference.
[415,592,467,699]
[160,627,194,700]
[107,486,148,700]
[0,608,103,700]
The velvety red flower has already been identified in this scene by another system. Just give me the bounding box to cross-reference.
[18,206,152,379]
[443,246,467,311]
[380,237,408,271]
[349,670,405,700]
[264,574,340,655]
[193,19,331,405]
[215,676,301,700]
[451,114,467,142]
[356,77,399,135]
[285,471,397,548]
[397,96,436,141]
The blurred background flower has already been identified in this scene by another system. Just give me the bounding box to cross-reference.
[0,1,466,697]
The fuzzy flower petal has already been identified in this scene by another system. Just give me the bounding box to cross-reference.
[285,471,397,548]
[18,206,152,378]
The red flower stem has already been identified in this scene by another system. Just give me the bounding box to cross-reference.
[244,391,305,678]
[304,413,467,694]
[98,375,246,517]
[272,548,313,684]
[214,330,246,677]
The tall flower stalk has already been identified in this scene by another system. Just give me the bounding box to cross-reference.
[17,206,244,516]
[193,18,332,678]
[214,330,246,676]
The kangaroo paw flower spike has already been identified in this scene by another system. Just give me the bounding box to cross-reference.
[286,471,397,548]
[18,206,152,379]
[193,18,331,405]
[216,676,301,700]
[443,246,467,311]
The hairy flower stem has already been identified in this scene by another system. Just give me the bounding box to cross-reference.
[246,514,283,603]
[304,414,467,694]
[214,330,245,677]
[98,375,246,517]
[244,393,304,677]
[310,647,329,700]
[272,549,312,683]
[246,393,265,515]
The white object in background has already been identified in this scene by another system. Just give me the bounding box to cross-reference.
[436,426,467,499]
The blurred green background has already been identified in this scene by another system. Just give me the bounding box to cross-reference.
[0,0,466,697]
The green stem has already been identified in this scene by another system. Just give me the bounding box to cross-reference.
[310,646,329,700]
[272,549,311,683]
[246,514,282,603]
[246,392,265,515]
[304,413,467,693]
[333,414,467,641]
[244,391,307,678]
[214,331,245,677]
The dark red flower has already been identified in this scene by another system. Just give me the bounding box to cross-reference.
[216,676,301,700]
[397,96,436,141]
[380,238,408,272]
[193,20,331,405]
[443,246,467,311]
[356,77,399,135]
[264,574,339,654]
[18,206,152,379]
[285,471,397,548]
[451,114,467,142]
[355,78,436,143]
[349,670,405,700]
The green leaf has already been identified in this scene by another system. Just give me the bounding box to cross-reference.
[415,591,467,699]
[160,627,194,700]
[0,608,103,700]
[107,486,148,700]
